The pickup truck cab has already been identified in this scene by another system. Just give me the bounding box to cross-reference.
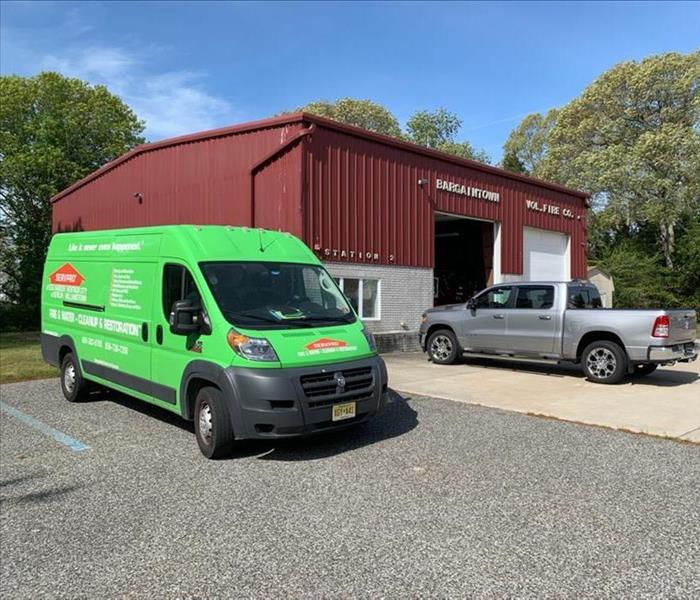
[41,225,388,457]
[419,281,697,384]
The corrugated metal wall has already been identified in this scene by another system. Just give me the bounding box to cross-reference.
[52,123,305,234]
[51,114,587,279]
[304,126,588,278]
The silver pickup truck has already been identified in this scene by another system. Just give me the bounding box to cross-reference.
[419,281,698,384]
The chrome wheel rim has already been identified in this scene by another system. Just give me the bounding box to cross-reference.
[587,347,617,379]
[64,363,76,393]
[198,401,213,445]
[430,335,453,361]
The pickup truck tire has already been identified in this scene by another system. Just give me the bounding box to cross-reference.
[194,386,234,459]
[633,363,658,377]
[427,329,460,365]
[581,341,627,384]
[60,352,90,402]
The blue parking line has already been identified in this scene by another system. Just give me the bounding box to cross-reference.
[0,401,89,452]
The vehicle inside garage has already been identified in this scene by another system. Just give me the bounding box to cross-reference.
[434,212,494,306]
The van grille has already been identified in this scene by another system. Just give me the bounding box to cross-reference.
[300,366,374,406]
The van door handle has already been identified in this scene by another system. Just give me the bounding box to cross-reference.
[141,323,149,342]
[493,314,505,320]
[539,315,552,320]
[156,324,163,345]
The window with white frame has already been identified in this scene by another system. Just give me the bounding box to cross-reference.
[335,277,380,320]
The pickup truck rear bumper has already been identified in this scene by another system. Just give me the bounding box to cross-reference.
[647,342,698,363]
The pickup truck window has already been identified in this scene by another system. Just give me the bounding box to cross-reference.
[515,286,554,309]
[568,285,603,309]
[474,286,513,309]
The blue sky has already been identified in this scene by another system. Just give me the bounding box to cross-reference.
[2,1,699,161]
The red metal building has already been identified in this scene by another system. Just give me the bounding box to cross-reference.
[52,113,589,336]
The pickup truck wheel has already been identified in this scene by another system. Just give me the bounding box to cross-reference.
[633,363,658,377]
[60,352,90,402]
[582,341,627,384]
[428,329,459,365]
[194,386,234,459]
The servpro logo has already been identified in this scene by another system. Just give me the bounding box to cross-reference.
[49,263,85,286]
[305,338,348,351]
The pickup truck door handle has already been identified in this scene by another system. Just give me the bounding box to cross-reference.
[539,315,552,320]
[493,314,505,320]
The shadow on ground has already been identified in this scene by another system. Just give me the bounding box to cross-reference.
[0,471,83,507]
[457,356,698,387]
[253,389,418,461]
[78,386,418,461]
[80,385,194,433]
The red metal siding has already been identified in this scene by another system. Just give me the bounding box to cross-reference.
[304,126,588,278]
[253,143,303,236]
[51,113,587,279]
[52,123,305,233]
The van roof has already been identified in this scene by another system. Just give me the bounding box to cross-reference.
[49,225,320,265]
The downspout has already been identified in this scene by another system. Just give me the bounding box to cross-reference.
[249,124,316,228]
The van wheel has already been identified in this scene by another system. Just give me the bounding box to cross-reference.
[582,341,627,384]
[60,352,90,402]
[428,329,460,365]
[633,363,658,377]
[194,386,234,459]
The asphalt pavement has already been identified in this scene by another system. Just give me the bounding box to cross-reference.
[1,378,699,598]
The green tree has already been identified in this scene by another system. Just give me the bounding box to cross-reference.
[598,240,682,309]
[674,214,700,311]
[541,51,700,267]
[405,108,490,163]
[501,109,558,176]
[295,98,402,137]
[500,150,527,174]
[0,72,145,328]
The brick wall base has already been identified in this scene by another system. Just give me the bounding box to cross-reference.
[375,330,422,353]
[323,262,433,334]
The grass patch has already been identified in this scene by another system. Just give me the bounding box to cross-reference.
[0,331,58,384]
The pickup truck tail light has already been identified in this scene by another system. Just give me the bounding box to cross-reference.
[652,315,669,338]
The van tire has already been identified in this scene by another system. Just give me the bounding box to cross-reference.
[60,352,90,402]
[427,329,460,365]
[194,386,234,459]
[581,341,627,384]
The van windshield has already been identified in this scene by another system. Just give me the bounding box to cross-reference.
[200,262,356,330]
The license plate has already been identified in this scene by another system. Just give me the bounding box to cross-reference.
[332,401,356,422]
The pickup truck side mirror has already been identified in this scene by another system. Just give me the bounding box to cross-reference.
[169,298,202,335]
[466,298,476,311]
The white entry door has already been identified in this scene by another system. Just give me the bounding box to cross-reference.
[523,227,570,281]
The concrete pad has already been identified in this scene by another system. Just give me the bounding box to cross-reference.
[384,352,700,442]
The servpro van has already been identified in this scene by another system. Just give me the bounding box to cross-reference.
[41,225,388,458]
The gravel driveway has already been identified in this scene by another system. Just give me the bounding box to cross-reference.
[1,378,699,598]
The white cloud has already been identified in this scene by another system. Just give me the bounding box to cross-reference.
[133,72,235,138]
[10,38,237,140]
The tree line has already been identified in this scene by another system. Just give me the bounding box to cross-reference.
[1,50,698,329]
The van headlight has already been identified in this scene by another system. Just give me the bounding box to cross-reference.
[363,327,377,352]
[227,329,278,362]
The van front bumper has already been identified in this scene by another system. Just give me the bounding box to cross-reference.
[220,355,389,440]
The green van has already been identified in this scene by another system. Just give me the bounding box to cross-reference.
[41,225,388,458]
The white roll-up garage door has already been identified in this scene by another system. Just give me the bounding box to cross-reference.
[523,227,570,281]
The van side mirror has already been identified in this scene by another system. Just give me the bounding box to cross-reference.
[169,299,202,335]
